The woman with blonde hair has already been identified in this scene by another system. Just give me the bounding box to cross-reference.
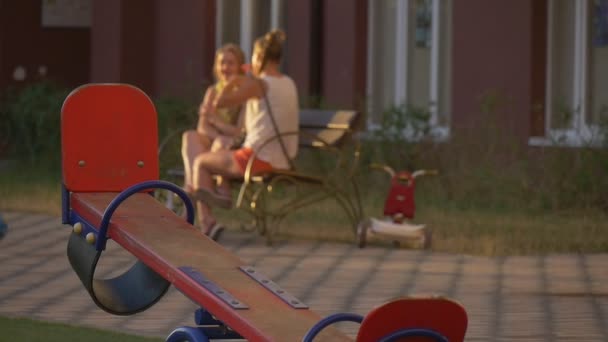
[191,30,299,238]
[181,43,246,197]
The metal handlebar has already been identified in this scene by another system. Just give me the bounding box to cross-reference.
[411,169,439,178]
[370,163,439,179]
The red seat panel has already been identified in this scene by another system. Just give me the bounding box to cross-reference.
[61,84,159,192]
[356,297,468,342]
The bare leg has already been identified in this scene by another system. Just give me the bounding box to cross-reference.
[192,150,242,231]
[210,135,235,152]
[181,130,211,192]
[215,176,231,198]
[210,135,236,197]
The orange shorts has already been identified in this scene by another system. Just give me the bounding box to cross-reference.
[233,148,274,175]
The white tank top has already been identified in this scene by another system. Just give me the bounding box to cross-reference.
[242,75,299,169]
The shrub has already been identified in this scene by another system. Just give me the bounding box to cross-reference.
[361,103,432,172]
[0,82,199,171]
[154,96,198,173]
[360,93,608,214]
[1,81,69,165]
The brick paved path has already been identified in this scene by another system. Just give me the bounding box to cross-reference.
[1,212,607,341]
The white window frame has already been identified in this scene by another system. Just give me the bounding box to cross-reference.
[240,0,255,57]
[270,0,283,30]
[215,1,224,50]
[530,0,604,147]
[216,0,284,58]
[366,0,450,141]
[394,0,410,107]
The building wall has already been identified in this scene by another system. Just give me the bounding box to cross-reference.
[0,0,3,85]
[0,0,90,89]
[91,0,215,99]
[0,0,560,147]
[530,0,548,137]
[451,0,533,144]
[154,0,215,99]
[591,45,608,123]
[90,0,121,83]
[321,0,368,110]
[284,0,368,110]
[285,0,321,106]
[91,0,155,96]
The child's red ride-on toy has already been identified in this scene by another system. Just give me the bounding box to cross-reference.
[357,164,437,249]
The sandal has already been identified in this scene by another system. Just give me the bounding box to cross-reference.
[201,220,225,242]
[207,224,225,242]
[192,188,232,209]
[173,185,194,204]
[183,184,194,195]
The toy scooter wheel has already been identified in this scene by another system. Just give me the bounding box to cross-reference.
[0,214,7,240]
[356,220,369,248]
[422,227,433,249]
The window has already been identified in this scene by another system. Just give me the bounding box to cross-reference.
[532,0,608,146]
[215,0,285,59]
[41,0,91,28]
[367,0,452,139]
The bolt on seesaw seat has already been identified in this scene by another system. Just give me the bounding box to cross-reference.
[61,83,468,341]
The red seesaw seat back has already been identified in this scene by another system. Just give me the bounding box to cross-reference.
[61,84,159,192]
[356,296,468,342]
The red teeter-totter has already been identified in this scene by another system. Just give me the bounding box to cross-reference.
[61,84,468,342]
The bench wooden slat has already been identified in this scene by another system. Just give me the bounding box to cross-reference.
[299,110,358,130]
[298,110,358,148]
[299,127,351,147]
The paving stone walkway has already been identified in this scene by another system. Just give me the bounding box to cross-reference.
[1,212,607,341]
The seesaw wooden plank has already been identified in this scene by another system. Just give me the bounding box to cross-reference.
[70,192,352,342]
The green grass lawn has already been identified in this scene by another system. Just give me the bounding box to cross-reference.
[0,160,63,214]
[1,160,607,256]
[0,316,162,342]
[211,195,608,256]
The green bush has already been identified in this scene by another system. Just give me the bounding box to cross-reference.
[0,81,199,171]
[359,94,608,214]
[1,81,69,165]
[532,143,608,212]
[154,96,198,174]
[4,81,606,215]
[155,96,198,140]
[361,103,431,172]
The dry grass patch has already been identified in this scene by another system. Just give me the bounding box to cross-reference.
[2,161,607,257]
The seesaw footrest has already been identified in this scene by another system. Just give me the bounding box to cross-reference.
[67,231,170,315]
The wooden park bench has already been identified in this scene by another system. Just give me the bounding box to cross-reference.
[61,83,468,342]
[161,107,364,244]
